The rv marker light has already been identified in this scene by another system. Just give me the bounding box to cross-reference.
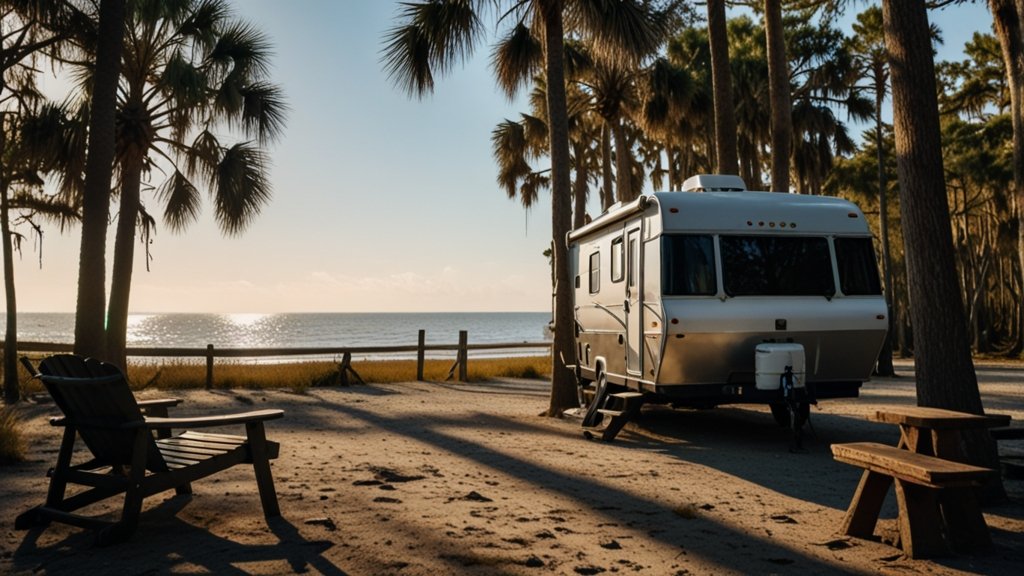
[848,212,859,218]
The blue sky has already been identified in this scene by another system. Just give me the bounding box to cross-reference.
[13,1,991,313]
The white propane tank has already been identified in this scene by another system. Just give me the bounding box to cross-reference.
[755,343,806,391]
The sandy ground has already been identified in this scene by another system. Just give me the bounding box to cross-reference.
[2,360,1022,575]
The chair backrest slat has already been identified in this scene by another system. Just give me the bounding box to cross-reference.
[38,356,161,469]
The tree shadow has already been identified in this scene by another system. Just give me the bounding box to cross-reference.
[10,494,347,575]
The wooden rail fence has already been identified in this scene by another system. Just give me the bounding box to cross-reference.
[12,329,552,388]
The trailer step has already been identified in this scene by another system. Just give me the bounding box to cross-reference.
[583,390,646,442]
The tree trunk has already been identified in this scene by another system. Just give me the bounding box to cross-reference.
[601,122,614,210]
[883,0,1003,499]
[1,121,19,404]
[989,0,1024,355]
[572,140,589,229]
[708,0,739,175]
[541,2,578,416]
[875,75,896,377]
[765,0,791,193]
[612,118,632,202]
[74,0,126,361]
[106,156,143,372]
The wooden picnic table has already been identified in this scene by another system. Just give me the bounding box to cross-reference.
[871,406,1011,461]
[832,406,1012,557]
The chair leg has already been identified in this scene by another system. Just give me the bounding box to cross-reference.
[17,426,78,530]
[101,429,151,546]
[246,422,280,518]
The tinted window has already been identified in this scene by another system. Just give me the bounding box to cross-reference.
[835,237,882,295]
[720,236,835,297]
[662,235,716,296]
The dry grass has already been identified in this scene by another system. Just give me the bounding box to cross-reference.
[17,355,552,395]
[0,407,26,464]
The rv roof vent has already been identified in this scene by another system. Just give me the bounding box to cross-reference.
[681,174,747,192]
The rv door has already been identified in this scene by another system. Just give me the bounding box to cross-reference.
[626,224,642,376]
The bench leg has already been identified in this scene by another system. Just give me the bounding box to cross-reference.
[841,470,891,538]
[894,479,948,558]
[940,487,991,553]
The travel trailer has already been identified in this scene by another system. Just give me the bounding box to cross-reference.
[568,175,888,440]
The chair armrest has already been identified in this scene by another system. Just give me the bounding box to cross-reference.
[145,409,284,429]
[138,398,184,419]
[138,398,183,410]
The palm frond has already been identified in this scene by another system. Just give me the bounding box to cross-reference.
[381,0,483,98]
[207,21,274,80]
[239,81,288,145]
[178,0,230,52]
[185,129,221,187]
[157,170,202,232]
[214,142,271,236]
[568,0,667,66]
[491,22,542,100]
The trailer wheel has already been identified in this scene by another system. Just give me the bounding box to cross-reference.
[769,401,810,429]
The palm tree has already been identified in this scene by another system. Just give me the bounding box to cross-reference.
[382,0,665,416]
[881,0,1002,496]
[87,0,287,369]
[764,0,792,192]
[988,0,1024,353]
[74,0,125,362]
[706,0,738,174]
[1,0,82,402]
[849,5,896,375]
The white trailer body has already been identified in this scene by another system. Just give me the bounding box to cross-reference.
[568,189,888,408]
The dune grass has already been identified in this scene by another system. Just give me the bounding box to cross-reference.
[17,355,552,395]
[0,407,26,464]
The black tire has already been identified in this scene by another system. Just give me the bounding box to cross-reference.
[769,402,791,429]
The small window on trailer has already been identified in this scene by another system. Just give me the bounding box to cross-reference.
[589,251,601,293]
[611,237,625,283]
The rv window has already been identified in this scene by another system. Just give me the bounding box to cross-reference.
[835,237,882,295]
[589,251,601,293]
[611,237,625,283]
[662,235,716,296]
[720,236,835,297]
[628,230,639,288]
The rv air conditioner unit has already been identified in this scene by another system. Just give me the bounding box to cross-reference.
[681,174,747,192]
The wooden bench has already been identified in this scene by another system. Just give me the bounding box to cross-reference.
[831,442,995,558]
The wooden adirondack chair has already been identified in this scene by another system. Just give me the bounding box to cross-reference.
[16,355,284,545]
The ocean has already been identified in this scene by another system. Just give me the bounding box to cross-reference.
[6,312,553,360]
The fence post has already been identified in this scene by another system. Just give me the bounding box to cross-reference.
[416,330,426,381]
[206,344,214,389]
[458,330,468,382]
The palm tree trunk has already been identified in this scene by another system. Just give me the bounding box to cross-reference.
[765,0,792,193]
[989,0,1024,354]
[1,121,20,403]
[106,156,143,372]
[74,0,126,361]
[572,140,589,229]
[540,1,578,417]
[708,0,739,175]
[875,82,895,376]
[612,119,632,202]
[601,123,614,210]
[883,0,1003,499]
